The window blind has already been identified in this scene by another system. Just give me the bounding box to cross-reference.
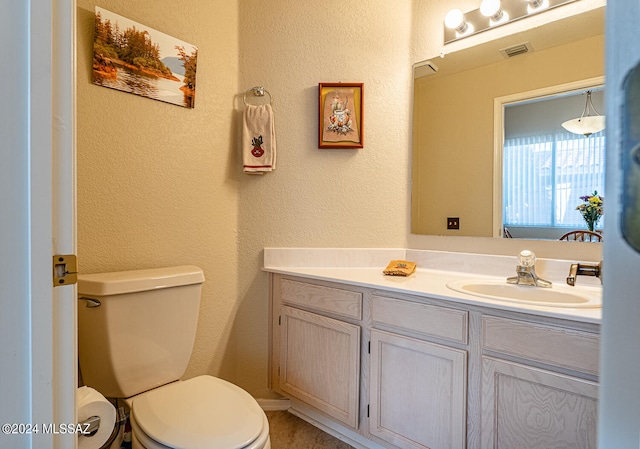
[503,132,605,228]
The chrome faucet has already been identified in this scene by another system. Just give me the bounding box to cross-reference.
[566,261,603,286]
[507,250,552,288]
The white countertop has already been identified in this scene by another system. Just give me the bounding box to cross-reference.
[263,248,602,324]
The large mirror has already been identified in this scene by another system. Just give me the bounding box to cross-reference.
[411,6,605,239]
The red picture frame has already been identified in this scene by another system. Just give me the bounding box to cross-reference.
[318,83,364,149]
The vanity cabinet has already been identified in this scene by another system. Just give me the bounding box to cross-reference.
[369,295,468,449]
[269,273,601,449]
[480,316,599,449]
[273,278,362,429]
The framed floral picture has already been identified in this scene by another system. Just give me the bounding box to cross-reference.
[318,83,364,149]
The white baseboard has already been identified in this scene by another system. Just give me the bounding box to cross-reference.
[287,406,387,449]
[256,398,291,411]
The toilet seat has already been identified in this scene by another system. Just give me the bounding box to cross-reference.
[130,375,269,449]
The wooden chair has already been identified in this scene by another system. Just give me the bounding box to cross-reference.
[559,230,603,242]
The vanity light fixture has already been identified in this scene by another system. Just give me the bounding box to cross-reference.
[444,0,578,44]
[480,0,509,26]
[561,90,606,137]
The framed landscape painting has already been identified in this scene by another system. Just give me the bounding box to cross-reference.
[318,83,364,149]
[93,7,198,108]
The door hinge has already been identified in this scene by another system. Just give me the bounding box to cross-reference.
[368,341,371,354]
[279,315,281,326]
[53,254,78,287]
[367,404,370,418]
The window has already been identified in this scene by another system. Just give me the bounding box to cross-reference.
[503,131,605,229]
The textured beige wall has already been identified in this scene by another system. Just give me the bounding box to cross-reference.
[76,0,244,390]
[235,0,413,396]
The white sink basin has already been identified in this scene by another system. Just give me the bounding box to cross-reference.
[446,279,601,308]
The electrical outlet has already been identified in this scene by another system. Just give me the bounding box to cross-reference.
[447,217,460,230]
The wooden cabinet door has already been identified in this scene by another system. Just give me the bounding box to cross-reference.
[370,329,467,449]
[481,357,598,449]
[278,305,361,428]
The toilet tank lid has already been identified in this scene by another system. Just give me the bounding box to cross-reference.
[78,265,205,296]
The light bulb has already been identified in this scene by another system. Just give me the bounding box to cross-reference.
[525,0,549,13]
[480,0,501,17]
[480,0,509,25]
[444,9,465,31]
[444,9,473,36]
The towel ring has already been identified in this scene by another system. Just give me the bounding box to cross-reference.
[243,86,273,105]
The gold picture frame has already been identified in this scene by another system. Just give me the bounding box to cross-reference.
[318,83,364,149]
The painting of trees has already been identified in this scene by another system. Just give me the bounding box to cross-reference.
[175,45,198,107]
[93,7,199,108]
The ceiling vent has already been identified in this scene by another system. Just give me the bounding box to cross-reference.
[500,42,534,59]
[413,60,438,79]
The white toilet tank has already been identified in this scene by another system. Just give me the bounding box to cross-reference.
[77,266,205,399]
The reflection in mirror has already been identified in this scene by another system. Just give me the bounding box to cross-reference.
[411,8,604,239]
[499,84,605,240]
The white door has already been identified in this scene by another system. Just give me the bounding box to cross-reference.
[598,2,640,448]
[0,1,77,449]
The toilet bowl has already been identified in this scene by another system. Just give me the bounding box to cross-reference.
[76,266,270,449]
[127,376,270,449]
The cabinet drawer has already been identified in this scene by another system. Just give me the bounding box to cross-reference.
[372,295,468,344]
[482,316,599,376]
[280,279,362,320]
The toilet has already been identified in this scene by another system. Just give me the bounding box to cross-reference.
[77,265,271,449]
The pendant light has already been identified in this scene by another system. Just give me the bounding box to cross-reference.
[561,90,605,137]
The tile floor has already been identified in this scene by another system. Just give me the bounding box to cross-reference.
[265,410,354,449]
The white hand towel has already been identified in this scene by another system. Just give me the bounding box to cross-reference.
[243,104,276,174]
